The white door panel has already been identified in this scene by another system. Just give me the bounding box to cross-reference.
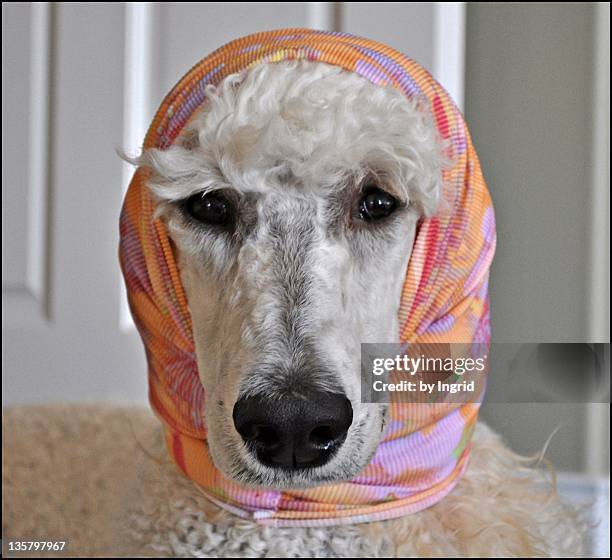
[2,2,50,326]
[3,3,148,404]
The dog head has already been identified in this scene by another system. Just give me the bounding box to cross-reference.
[136,60,444,488]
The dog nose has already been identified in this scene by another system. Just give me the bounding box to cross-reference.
[232,391,353,469]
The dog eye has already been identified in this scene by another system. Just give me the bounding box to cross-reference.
[185,191,232,226]
[358,186,398,222]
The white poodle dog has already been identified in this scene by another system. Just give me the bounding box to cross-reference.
[111,60,586,557]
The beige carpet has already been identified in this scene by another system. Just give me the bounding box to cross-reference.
[2,404,160,557]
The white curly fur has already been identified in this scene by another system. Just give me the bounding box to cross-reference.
[119,422,586,557]
[139,60,444,213]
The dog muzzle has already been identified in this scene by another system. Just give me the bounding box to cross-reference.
[119,29,496,527]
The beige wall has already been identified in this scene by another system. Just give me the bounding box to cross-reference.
[465,2,609,474]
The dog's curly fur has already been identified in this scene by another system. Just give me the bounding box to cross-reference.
[119,421,585,558]
[3,405,586,557]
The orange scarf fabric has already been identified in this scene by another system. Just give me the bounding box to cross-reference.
[119,29,496,527]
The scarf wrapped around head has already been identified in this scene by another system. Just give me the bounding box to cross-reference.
[119,29,496,527]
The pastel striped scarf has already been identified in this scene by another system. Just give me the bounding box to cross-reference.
[119,29,496,527]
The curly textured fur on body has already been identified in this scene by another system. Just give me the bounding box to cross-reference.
[2,406,585,557]
[122,420,584,557]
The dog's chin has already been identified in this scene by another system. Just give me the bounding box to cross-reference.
[225,454,372,490]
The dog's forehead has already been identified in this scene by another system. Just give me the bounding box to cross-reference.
[187,62,417,193]
[212,136,359,198]
[224,168,345,200]
[234,185,327,234]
